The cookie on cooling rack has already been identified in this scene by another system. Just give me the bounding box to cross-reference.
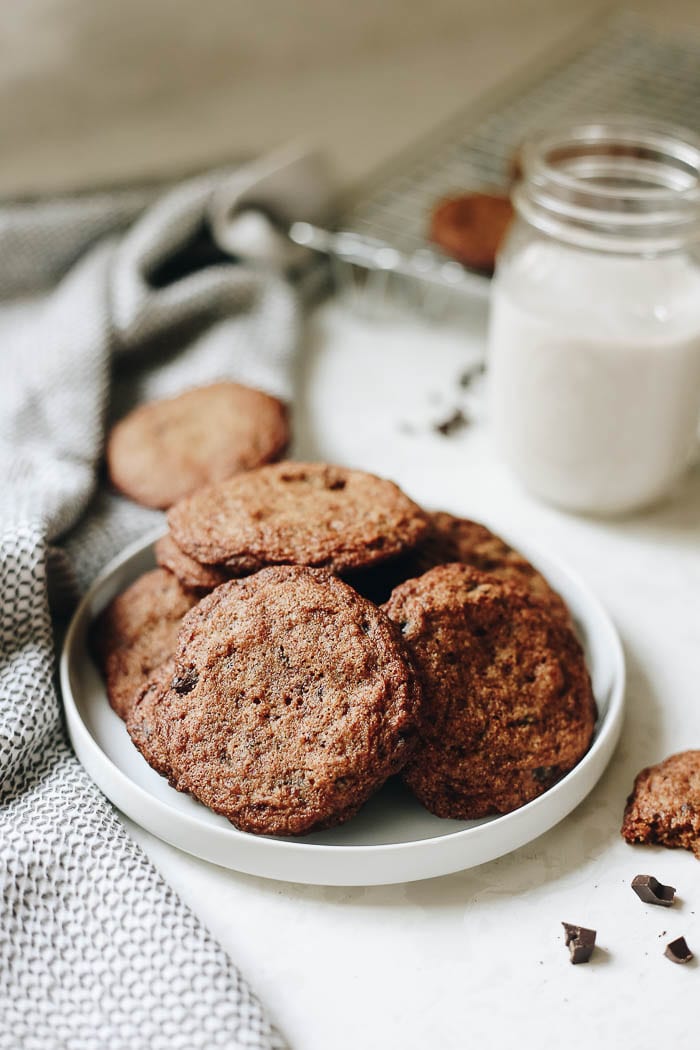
[382,563,596,819]
[430,192,514,273]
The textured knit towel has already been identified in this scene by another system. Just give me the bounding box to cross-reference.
[0,150,333,1050]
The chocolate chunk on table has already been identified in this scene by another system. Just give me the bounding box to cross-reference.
[665,936,693,964]
[562,923,596,964]
[631,874,676,907]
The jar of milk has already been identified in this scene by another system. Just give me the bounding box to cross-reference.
[489,119,700,514]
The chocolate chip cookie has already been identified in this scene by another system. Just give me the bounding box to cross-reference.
[168,462,430,575]
[621,751,700,858]
[150,566,423,836]
[430,192,514,273]
[155,533,229,593]
[351,512,569,621]
[92,568,198,720]
[107,381,289,509]
[383,563,596,819]
[126,659,177,777]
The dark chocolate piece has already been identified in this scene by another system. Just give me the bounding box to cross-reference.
[631,874,676,907]
[665,936,693,964]
[433,408,469,437]
[562,923,596,964]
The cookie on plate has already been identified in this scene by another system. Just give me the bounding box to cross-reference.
[382,563,596,819]
[155,533,230,593]
[147,566,423,836]
[351,512,569,621]
[430,192,514,273]
[126,659,177,778]
[621,751,700,858]
[107,381,289,509]
[92,568,198,720]
[168,461,430,575]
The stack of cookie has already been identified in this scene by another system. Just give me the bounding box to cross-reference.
[94,457,597,837]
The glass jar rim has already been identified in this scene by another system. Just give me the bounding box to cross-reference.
[513,116,700,253]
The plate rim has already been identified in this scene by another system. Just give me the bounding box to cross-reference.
[60,524,625,882]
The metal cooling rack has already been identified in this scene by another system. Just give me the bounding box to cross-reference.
[290,16,700,316]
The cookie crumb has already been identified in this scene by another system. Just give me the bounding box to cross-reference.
[458,362,486,389]
[433,408,469,437]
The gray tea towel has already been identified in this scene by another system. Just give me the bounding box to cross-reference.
[0,148,334,1050]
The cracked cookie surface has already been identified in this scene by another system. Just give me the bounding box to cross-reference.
[383,563,596,819]
[168,461,430,574]
[148,566,423,836]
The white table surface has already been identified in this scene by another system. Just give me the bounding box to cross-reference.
[124,296,700,1050]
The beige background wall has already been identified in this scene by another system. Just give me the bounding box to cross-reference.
[2,0,699,196]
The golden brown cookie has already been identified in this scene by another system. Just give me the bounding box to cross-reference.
[92,568,198,720]
[154,533,230,593]
[350,512,569,622]
[621,751,700,858]
[168,461,430,575]
[149,566,423,836]
[106,381,289,509]
[382,563,596,819]
[430,192,514,273]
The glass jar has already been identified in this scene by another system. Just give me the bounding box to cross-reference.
[488,118,700,515]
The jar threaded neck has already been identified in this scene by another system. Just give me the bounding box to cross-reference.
[514,118,700,254]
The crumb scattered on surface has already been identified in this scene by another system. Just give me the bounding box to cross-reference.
[433,408,469,437]
[459,362,486,389]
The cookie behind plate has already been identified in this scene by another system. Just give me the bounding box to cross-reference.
[107,381,289,509]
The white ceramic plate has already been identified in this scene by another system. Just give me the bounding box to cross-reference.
[60,527,625,886]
